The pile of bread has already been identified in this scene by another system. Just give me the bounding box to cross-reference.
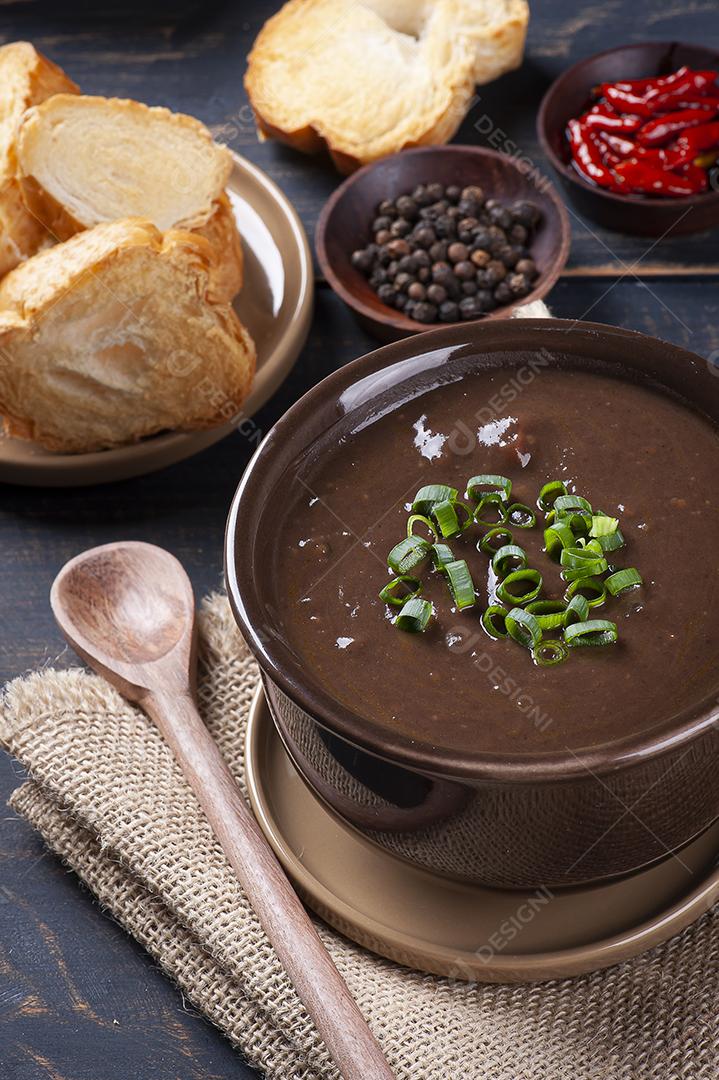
[0,42,255,454]
[245,0,529,173]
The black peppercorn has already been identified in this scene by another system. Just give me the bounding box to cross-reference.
[447,241,469,264]
[493,281,513,304]
[395,195,418,220]
[412,301,438,323]
[407,281,426,301]
[497,245,521,268]
[484,259,507,286]
[375,229,391,246]
[507,272,531,297]
[417,267,431,283]
[515,258,538,279]
[413,226,436,249]
[377,283,396,305]
[433,214,457,239]
[372,215,392,233]
[470,248,491,268]
[472,227,492,250]
[461,185,484,204]
[429,240,448,262]
[412,185,433,207]
[387,238,411,258]
[511,200,541,229]
[509,223,528,245]
[413,249,431,268]
[377,199,397,217]
[439,300,459,321]
[370,268,388,287]
[454,260,475,281]
[351,248,374,272]
[488,205,513,230]
[394,292,408,310]
[461,280,478,296]
[394,272,413,292]
[476,288,496,312]
[426,283,447,305]
[446,185,461,203]
[390,218,411,237]
[459,296,480,320]
[426,182,445,201]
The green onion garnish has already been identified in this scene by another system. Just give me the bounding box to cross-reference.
[506,502,537,529]
[564,619,618,647]
[544,522,575,560]
[379,576,422,607]
[481,605,509,639]
[596,528,625,552]
[407,514,438,541]
[505,607,542,648]
[560,546,608,575]
[473,493,508,527]
[496,568,542,606]
[443,559,475,610]
[431,542,455,568]
[467,474,512,502]
[590,514,619,538]
[387,535,430,574]
[478,526,513,554]
[537,480,567,512]
[564,576,607,608]
[532,640,568,667]
[412,485,458,515]
[605,568,643,596]
[525,599,566,630]
[431,498,461,538]
[394,597,433,633]
[563,594,590,626]
[555,494,592,515]
[562,559,608,582]
[492,544,528,578]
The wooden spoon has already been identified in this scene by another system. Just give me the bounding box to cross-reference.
[51,541,394,1080]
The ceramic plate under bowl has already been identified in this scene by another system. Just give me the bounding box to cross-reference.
[246,688,719,983]
[0,152,313,487]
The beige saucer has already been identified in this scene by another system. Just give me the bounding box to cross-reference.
[0,152,313,487]
[246,688,719,983]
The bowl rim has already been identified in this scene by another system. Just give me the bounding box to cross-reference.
[315,144,571,336]
[225,317,719,782]
[537,40,719,212]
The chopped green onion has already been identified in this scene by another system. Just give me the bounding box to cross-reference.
[596,528,625,552]
[496,568,542,606]
[562,558,608,582]
[431,542,455,568]
[431,499,461,538]
[388,535,430,574]
[560,510,593,536]
[473,493,508,527]
[606,568,643,596]
[577,538,604,556]
[443,559,475,610]
[525,599,566,630]
[505,607,542,648]
[478,526,513,554]
[564,619,618,647]
[537,480,567,512]
[544,522,575,560]
[412,485,458,515]
[564,576,607,608]
[394,597,433,633]
[506,502,537,529]
[590,514,619,538]
[379,576,421,607]
[532,640,568,667]
[481,605,509,639]
[563,594,590,626]
[560,545,608,573]
[555,494,592,515]
[467,474,512,502]
[407,514,437,541]
[492,544,528,578]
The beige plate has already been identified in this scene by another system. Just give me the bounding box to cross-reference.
[246,688,719,983]
[0,152,313,487]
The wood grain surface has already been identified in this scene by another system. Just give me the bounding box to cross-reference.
[1,2,719,1078]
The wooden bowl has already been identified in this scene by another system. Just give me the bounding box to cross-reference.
[537,41,719,237]
[315,145,570,343]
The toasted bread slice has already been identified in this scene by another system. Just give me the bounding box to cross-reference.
[0,218,256,453]
[194,192,244,302]
[16,94,232,240]
[0,42,79,274]
[245,0,528,172]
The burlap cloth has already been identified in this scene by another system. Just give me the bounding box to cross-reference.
[2,593,719,1079]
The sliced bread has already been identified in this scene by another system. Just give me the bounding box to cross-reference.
[0,42,79,274]
[0,218,255,453]
[16,95,233,240]
[245,0,529,172]
[194,192,244,302]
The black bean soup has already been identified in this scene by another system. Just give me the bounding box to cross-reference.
[268,367,719,756]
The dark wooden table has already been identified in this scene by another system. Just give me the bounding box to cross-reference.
[1,2,718,1077]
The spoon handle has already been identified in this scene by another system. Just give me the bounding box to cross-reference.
[144,689,394,1080]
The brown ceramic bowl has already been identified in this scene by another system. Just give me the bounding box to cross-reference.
[538,41,719,237]
[315,145,570,343]
[226,318,719,889]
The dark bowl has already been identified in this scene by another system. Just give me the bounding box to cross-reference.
[538,41,719,237]
[226,319,719,889]
[315,145,570,343]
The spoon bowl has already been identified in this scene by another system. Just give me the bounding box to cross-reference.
[51,542,196,699]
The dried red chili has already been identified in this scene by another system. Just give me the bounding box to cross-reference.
[613,159,706,196]
[583,104,642,134]
[566,119,626,191]
[636,107,717,147]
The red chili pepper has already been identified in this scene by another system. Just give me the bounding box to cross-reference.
[583,103,643,134]
[637,107,717,146]
[613,158,706,196]
[674,162,710,191]
[597,67,689,96]
[596,131,637,158]
[673,120,719,156]
[603,84,656,117]
[566,119,625,191]
[645,70,719,111]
